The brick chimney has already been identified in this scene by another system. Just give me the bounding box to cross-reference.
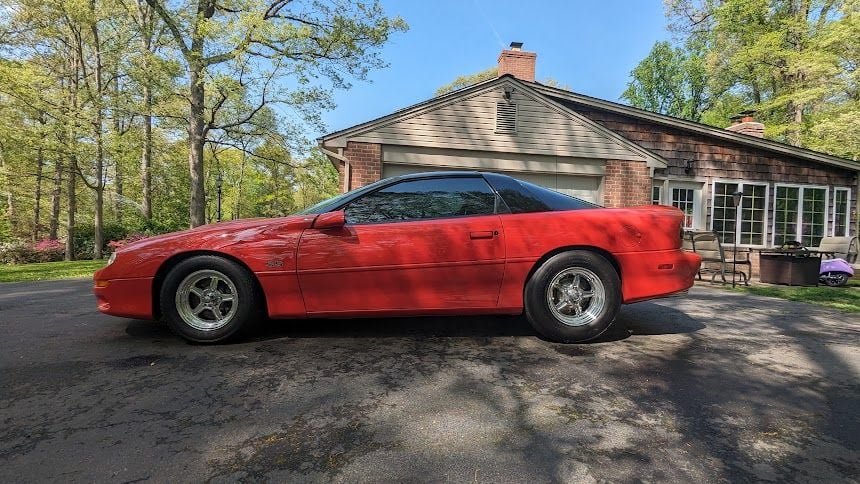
[498,42,536,82]
[725,110,765,138]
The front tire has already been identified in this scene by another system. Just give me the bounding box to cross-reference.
[160,255,261,343]
[524,251,622,343]
[821,272,849,287]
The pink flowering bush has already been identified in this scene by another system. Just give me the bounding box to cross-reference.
[0,239,65,264]
[107,233,149,251]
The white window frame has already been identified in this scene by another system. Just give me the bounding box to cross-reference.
[771,183,830,247]
[832,187,851,237]
[668,182,703,230]
[709,179,770,248]
[653,180,704,229]
[651,184,662,205]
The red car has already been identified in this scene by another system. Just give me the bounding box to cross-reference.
[94,172,701,343]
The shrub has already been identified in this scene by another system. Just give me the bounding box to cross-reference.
[0,239,65,264]
[73,223,130,259]
[108,233,150,251]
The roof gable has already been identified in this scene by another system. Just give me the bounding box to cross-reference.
[322,76,668,169]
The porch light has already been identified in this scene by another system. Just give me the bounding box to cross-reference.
[684,159,695,174]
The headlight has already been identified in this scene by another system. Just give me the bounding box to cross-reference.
[107,252,117,266]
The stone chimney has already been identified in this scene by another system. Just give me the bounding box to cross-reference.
[725,110,765,138]
[497,42,536,82]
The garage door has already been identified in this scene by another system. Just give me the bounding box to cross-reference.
[382,164,602,204]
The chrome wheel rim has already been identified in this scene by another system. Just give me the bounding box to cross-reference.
[546,267,606,327]
[175,270,238,331]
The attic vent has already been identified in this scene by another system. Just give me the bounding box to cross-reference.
[495,102,517,134]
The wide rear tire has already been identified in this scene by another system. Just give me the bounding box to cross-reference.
[524,251,622,343]
[159,255,261,343]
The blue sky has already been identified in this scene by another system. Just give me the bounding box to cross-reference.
[320,0,671,137]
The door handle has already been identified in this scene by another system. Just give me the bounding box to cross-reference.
[470,230,498,240]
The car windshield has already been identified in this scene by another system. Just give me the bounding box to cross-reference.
[297,178,391,215]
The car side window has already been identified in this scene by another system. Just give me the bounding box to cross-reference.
[344,177,498,224]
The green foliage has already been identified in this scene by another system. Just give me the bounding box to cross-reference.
[638,0,860,159]
[436,67,499,96]
[204,146,339,222]
[622,40,709,121]
[0,208,12,243]
[729,283,860,313]
[72,223,132,260]
[0,0,406,252]
[435,67,573,96]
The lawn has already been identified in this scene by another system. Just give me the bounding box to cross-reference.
[728,278,860,312]
[0,260,106,283]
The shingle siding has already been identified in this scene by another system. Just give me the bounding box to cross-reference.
[561,102,856,188]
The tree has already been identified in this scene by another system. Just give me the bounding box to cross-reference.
[661,0,858,154]
[435,67,498,96]
[621,40,709,121]
[145,0,406,227]
[435,67,572,96]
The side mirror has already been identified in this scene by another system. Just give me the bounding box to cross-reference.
[313,210,346,229]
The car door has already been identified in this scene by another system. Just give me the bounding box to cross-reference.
[296,175,506,315]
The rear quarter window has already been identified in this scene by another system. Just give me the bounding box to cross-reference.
[484,173,600,213]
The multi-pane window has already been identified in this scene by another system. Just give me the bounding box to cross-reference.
[672,188,695,229]
[739,184,767,245]
[773,186,799,247]
[651,186,662,205]
[772,185,829,247]
[802,188,828,246]
[711,181,767,246]
[833,188,850,237]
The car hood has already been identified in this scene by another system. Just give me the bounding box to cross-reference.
[118,214,316,253]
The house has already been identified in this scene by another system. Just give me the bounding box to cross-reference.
[318,42,858,259]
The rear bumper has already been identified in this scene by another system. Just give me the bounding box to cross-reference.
[92,276,154,320]
[616,249,702,304]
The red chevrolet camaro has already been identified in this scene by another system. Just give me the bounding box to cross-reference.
[94,172,701,343]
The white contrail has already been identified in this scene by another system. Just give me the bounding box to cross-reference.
[472,0,505,48]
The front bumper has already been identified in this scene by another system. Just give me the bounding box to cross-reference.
[93,276,155,320]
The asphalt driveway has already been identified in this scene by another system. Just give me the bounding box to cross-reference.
[0,279,858,482]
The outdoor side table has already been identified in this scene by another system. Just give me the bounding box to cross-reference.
[758,249,820,286]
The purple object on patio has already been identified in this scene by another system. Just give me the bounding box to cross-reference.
[820,258,854,287]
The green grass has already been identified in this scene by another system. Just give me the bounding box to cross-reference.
[0,260,107,283]
[727,277,860,312]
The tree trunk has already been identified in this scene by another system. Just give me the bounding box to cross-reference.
[142,83,153,221]
[66,156,76,261]
[788,99,804,146]
[91,10,105,259]
[49,159,62,240]
[33,147,44,241]
[188,63,206,228]
[113,73,124,225]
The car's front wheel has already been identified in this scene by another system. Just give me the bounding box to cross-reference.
[160,255,261,343]
[524,250,621,342]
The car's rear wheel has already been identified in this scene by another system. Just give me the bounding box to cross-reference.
[160,255,260,343]
[524,251,621,342]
